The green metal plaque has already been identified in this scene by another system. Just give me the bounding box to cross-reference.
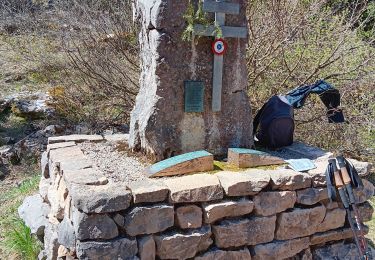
[184,81,204,112]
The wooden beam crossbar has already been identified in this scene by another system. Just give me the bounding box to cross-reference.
[203,0,240,14]
[193,24,247,39]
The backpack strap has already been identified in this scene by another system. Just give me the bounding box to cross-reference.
[326,159,337,202]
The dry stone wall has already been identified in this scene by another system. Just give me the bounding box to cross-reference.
[23,135,374,260]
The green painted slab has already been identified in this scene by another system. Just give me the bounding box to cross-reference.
[147,150,214,177]
[229,148,267,155]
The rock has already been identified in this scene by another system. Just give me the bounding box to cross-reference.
[355,179,374,204]
[215,170,270,196]
[138,236,155,260]
[312,242,361,260]
[195,247,252,260]
[296,188,328,205]
[72,208,118,240]
[38,250,47,260]
[212,215,276,248]
[63,168,108,187]
[316,208,346,233]
[48,135,104,144]
[275,205,326,240]
[41,151,49,178]
[154,225,212,259]
[311,226,369,245]
[175,205,202,229]
[350,159,372,177]
[69,182,131,213]
[44,125,64,135]
[130,0,252,161]
[47,141,76,153]
[128,179,169,204]
[12,92,54,119]
[113,213,125,227]
[308,161,328,187]
[164,174,223,203]
[47,175,68,220]
[269,169,312,190]
[104,133,129,143]
[18,194,50,236]
[253,191,296,216]
[124,204,174,236]
[39,177,50,203]
[252,237,310,260]
[359,201,374,221]
[57,218,76,250]
[0,145,19,164]
[44,222,60,260]
[203,198,254,223]
[76,237,138,260]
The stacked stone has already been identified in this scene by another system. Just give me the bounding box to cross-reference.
[22,135,374,260]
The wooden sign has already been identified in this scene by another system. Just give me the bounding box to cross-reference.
[228,148,285,168]
[147,150,214,177]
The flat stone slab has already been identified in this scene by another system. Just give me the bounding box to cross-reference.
[203,198,254,224]
[275,205,326,240]
[269,169,312,190]
[104,134,129,143]
[212,215,276,248]
[47,141,76,153]
[296,187,328,205]
[63,168,108,187]
[175,205,202,229]
[253,191,296,216]
[316,208,346,233]
[48,134,104,144]
[138,236,155,260]
[311,226,369,245]
[252,237,310,260]
[355,179,375,204]
[76,237,138,260]
[227,148,284,168]
[154,225,212,259]
[72,208,118,240]
[147,150,214,177]
[124,204,174,236]
[312,242,361,259]
[164,174,223,203]
[195,248,252,260]
[215,170,270,196]
[69,182,132,213]
[127,179,169,204]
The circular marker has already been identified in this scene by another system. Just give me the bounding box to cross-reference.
[212,38,227,55]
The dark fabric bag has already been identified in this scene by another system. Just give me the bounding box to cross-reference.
[253,95,294,149]
[253,80,345,149]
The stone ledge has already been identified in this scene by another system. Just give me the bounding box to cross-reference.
[163,174,223,203]
[48,135,104,144]
[215,170,270,196]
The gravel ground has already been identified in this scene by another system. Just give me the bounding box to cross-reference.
[79,142,149,184]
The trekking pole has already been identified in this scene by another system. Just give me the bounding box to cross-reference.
[337,155,371,259]
[329,159,365,259]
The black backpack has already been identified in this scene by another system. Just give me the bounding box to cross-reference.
[253,95,294,149]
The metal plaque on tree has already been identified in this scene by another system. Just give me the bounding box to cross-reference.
[184,81,204,112]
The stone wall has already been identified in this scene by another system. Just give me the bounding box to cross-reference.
[24,135,375,260]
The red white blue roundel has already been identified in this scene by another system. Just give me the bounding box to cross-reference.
[212,38,227,55]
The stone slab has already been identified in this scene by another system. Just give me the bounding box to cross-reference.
[359,201,374,221]
[275,205,326,240]
[48,135,104,144]
[203,198,254,223]
[253,191,296,216]
[252,237,310,260]
[296,187,328,205]
[64,168,107,187]
[269,169,312,190]
[312,242,361,260]
[72,208,118,240]
[311,226,369,245]
[175,205,202,229]
[57,218,76,250]
[124,204,174,236]
[212,215,276,248]
[227,148,284,168]
[147,150,214,177]
[127,179,169,204]
[138,236,155,260]
[316,208,346,233]
[154,225,212,259]
[164,173,223,203]
[355,179,375,204]
[69,182,132,213]
[47,142,76,153]
[195,248,251,260]
[76,237,138,260]
[215,170,270,196]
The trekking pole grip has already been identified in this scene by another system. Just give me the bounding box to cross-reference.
[337,156,356,204]
[329,159,350,208]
